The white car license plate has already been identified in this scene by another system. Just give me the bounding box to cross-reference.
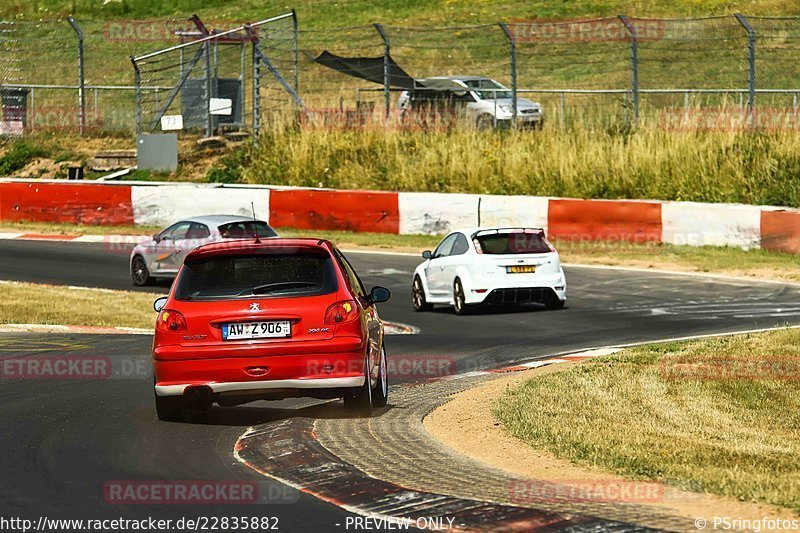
[506,265,536,274]
[223,321,291,340]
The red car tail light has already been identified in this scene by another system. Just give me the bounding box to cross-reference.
[324,300,359,325]
[156,309,187,332]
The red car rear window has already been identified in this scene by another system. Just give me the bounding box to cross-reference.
[174,251,338,301]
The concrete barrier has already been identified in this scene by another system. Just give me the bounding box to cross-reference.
[1,178,798,253]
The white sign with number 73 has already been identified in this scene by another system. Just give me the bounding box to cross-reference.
[160,115,184,131]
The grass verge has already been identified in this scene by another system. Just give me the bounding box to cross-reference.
[0,221,162,236]
[494,328,800,512]
[0,281,156,329]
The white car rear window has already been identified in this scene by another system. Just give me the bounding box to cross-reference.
[475,232,551,254]
[218,221,277,239]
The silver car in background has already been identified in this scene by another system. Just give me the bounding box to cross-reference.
[398,76,545,129]
[130,215,278,286]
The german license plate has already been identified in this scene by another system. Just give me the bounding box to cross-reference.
[222,321,291,340]
[506,265,536,274]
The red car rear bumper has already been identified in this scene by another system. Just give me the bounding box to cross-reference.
[153,337,367,396]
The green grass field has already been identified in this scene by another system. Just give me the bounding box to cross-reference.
[495,328,800,511]
[4,0,799,24]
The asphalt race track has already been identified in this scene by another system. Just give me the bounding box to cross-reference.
[1,239,799,531]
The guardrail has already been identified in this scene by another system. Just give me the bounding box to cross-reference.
[1,178,798,254]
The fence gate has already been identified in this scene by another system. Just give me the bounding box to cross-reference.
[130,12,301,139]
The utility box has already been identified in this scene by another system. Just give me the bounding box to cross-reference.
[137,133,178,172]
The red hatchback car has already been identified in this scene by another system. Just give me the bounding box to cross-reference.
[150,238,391,421]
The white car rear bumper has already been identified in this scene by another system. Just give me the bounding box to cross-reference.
[465,271,566,305]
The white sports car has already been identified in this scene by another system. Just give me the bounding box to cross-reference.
[411,227,567,314]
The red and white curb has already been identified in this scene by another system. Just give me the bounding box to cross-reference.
[384,322,420,335]
[487,347,622,373]
[2,178,799,253]
[233,415,617,531]
[463,324,800,379]
[0,232,150,243]
[0,323,152,335]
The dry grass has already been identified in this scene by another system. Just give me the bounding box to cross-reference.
[0,134,227,182]
[0,281,157,329]
[553,240,800,283]
[244,117,800,208]
[495,328,800,511]
[0,221,162,236]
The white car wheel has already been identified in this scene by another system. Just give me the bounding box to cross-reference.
[453,278,472,315]
[412,276,433,312]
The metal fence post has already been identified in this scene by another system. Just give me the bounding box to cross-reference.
[190,15,214,137]
[250,27,261,138]
[499,22,517,129]
[204,40,214,137]
[292,9,299,94]
[735,13,756,125]
[619,15,638,126]
[67,17,85,135]
[240,41,246,130]
[373,23,391,120]
[131,57,142,134]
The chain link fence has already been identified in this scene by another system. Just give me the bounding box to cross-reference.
[0,17,195,134]
[1,13,800,136]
